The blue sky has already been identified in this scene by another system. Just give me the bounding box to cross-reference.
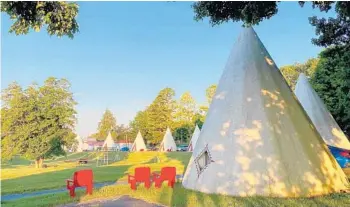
[1,2,335,137]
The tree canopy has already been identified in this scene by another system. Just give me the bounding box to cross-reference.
[311,45,350,137]
[1,78,77,164]
[128,85,219,145]
[280,58,319,90]
[1,1,79,38]
[145,88,176,144]
[192,1,349,47]
[92,109,118,141]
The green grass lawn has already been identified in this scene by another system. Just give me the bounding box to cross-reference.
[1,151,191,195]
[1,151,350,207]
[2,183,350,207]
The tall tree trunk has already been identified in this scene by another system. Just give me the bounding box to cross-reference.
[39,157,44,167]
[35,157,44,168]
[35,158,40,168]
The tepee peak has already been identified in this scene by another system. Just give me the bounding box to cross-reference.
[102,131,115,149]
[181,27,348,197]
[188,125,201,152]
[131,131,147,151]
[295,73,350,150]
[159,127,177,152]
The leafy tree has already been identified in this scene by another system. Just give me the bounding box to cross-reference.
[280,58,319,90]
[192,113,204,130]
[192,1,349,47]
[1,1,79,38]
[129,110,151,142]
[143,88,176,144]
[311,45,350,137]
[174,125,192,144]
[92,109,117,141]
[174,91,197,127]
[299,1,350,47]
[199,84,217,116]
[1,78,77,168]
[193,2,279,27]
[206,84,217,105]
[115,124,134,142]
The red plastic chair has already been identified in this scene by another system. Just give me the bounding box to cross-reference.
[153,167,176,188]
[128,167,151,190]
[66,169,93,197]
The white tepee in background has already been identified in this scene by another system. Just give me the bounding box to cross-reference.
[182,27,348,197]
[75,135,84,152]
[102,131,115,149]
[188,125,201,152]
[131,131,147,151]
[159,127,177,152]
[295,73,350,150]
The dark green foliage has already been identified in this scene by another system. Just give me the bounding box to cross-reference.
[311,45,350,137]
[193,1,279,27]
[174,125,192,144]
[192,113,204,130]
[304,1,350,47]
[44,137,65,158]
[192,1,349,48]
[1,1,79,38]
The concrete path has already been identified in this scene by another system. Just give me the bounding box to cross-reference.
[61,195,165,207]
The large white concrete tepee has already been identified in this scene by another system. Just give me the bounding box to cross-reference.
[182,27,349,197]
[131,131,147,151]
[75,135,84,152]
[102,131,115,149]
[295,73,350,150]
[159,127,177,152]
[188,125,201,152]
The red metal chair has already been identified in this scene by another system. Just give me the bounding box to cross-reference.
[66,169,93,197]
[152,167,176,188]
[128,167,151,190]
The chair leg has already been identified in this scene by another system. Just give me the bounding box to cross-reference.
[145,181,150,189]
[86,184,93,195]
[155,180,161,188]
[130,182,136,190]
[69,188,76,197]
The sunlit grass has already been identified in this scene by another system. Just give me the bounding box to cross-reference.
[1,151,191,195]
[2,151,350,207]
[2,183,350,207]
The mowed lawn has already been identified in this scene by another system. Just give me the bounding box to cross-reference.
[1,151,191,195]
[2,182,350,207]
[1,152,350,207]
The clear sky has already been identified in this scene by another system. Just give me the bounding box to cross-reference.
[1,2,336,138]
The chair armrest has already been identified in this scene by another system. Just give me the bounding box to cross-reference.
[128,175,135,182]
[152,172,160,181]
[66,179,74,189]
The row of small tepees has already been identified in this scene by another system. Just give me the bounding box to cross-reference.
[66,167,176,197]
